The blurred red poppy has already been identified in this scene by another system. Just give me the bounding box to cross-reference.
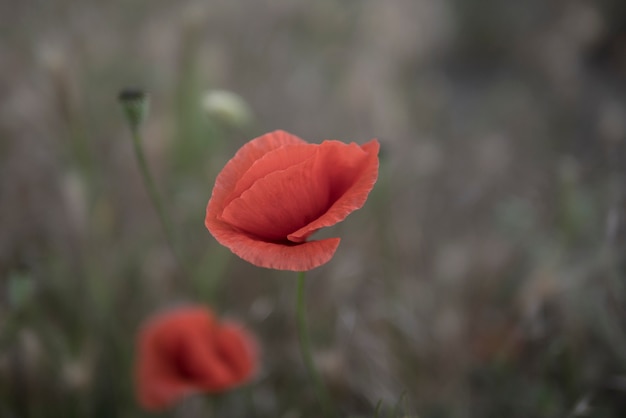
[135,306,257,411]
[205,130,380,271]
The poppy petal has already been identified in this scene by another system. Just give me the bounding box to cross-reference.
[224,143,318,209]
[135,307,259,411]
[180,336,236,391]
[204,215,341,270]
[215,322,257,381]
[137,342,187,411]
[220,154,330,241]
[288,139,379,242]
[209,130,306,214]
[205,131,379,271]
[136,308,214,410]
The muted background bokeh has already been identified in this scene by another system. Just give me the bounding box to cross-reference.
[2,0,626,417]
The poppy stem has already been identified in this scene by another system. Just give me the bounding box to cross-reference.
[128,127,188,278]
[296,271,334,417]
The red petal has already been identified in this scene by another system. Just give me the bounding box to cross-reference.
[205,132,379,271]
[136,308,216,410]
[208,130,306,216]
[135,307,260,410]
[204,215,341,270]
[223,143,318,209]
[215,322,257,382]
[288,139,379,242]
[179,341,235,391]
[220,154,330,241]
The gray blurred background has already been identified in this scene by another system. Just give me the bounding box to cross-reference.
[2,0,626,417]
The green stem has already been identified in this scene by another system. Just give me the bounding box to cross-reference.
[296,271,334,417]
[129,127,187,277]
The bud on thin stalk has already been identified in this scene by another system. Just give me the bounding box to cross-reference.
[118,88,188,281]
[118,88,149,134]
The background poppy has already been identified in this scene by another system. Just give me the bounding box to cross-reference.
[135,306,257,411]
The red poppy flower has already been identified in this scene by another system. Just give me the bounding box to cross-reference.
[205,130,380,271]
[135,306,257,411]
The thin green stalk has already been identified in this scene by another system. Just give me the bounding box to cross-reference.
[296,271,335,417]
[129,128,187,277]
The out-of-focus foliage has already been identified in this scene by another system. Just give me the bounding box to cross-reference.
[1,0,626,417]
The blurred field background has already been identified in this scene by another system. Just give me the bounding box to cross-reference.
[2,0,626,417]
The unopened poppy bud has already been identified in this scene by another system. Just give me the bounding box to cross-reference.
[201,90,253,128]
[119,88,149,132]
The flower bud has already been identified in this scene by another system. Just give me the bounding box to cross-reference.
[201,89,253,128]
[118,88,149,132]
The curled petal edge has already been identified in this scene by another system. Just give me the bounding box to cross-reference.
[288,139,380,242]
[205,218,341,271]
[209,130,306,215]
